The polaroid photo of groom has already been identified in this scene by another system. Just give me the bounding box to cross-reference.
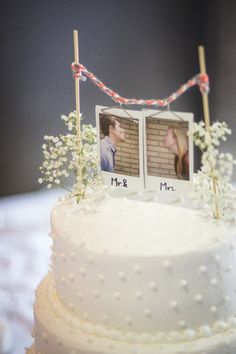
[143,109,194,198]
[96,105,144,191]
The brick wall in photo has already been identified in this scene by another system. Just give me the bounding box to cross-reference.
[146,118,188,179]
[100,116,139,176]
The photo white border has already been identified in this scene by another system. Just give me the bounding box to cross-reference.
[143,109,194,198]
[96,105,144,192]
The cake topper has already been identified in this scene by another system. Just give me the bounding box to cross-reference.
[190,120,236,222]
[38,112,99,201]
[37,30,235,220]
[143,109,194,198]
[192,47,236,220]
[197,46,220,219]
[96,106,144,191]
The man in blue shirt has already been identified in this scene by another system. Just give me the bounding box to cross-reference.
[100,115,125,172]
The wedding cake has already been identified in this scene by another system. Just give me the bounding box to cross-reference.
[27,187,236,354]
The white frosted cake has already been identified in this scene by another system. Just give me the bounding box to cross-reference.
[27,188,236,354]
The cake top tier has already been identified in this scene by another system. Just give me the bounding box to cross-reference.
[51,188,235,256]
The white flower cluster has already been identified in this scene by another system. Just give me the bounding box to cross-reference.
[61,111,78,132]
[38,111,100,201]
[190,121,236,222]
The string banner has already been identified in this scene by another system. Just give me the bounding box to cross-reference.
[71,62,209,108]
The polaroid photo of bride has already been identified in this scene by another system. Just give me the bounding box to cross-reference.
[96,106,144,191]
[143,109,194,197]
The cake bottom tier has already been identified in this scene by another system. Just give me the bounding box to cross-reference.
[30,274,236,354]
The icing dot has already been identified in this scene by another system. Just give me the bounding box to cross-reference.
[118,271,126,281]
[179,320,187,329]
[184,329,196,340]
[199,265,207,273]
[200,325,212,337]
[229,316,236,327]
[170,301,178,310]
[149,282,158,292]
[140,333,154,344]
[69,327,76,335]
[69,273,74,282]
[69,302,75,312]
[110,328,122,340]
[144,309,152,318]
[60,253,66,263]
[210,306,217,313]
[210,278,218,287]
[98,274,105,283]
[157,331,165,341]
[134,265,142,274]
[83,312,88,320]
[42,332,47,343]
[114,292,121,301]
[180,280,188,289]
[80,267,86,276]
[163,260,171,269]
[194,293,203,303]
[87,255,93,264]
[83,322,93,332]
[93,290,100,298]
[70,251,75,261]
[102,315,108,324]
[213,320,228,332]
[125,316,132,326]
[135,291,143,300]
[126,332,138,342]
[31,327,36,338]
[77,291,83,300]
[169,331,181,342]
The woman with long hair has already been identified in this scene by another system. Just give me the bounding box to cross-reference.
[163,127,189,180]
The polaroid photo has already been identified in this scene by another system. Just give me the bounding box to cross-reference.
[96,105,144,191]
[143,109,194,199]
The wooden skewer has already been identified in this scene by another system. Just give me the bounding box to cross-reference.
[73,30,81,145]
[198,46,211,128]
[73,30,83,200]
[198,45,221,219]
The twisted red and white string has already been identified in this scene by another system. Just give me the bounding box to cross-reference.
[71,62,209,107]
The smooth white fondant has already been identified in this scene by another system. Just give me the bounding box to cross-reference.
[29,188,236,354]
[31,274,236,354]
[50,194,236,334]
[51,192,234,255]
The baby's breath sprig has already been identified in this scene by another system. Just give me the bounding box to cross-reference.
[190,121,236,222]
[38,112,100,201]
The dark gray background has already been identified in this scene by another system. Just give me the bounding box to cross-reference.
[1,0,235,196]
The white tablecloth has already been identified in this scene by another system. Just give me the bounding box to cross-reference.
[0,189,62,354]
